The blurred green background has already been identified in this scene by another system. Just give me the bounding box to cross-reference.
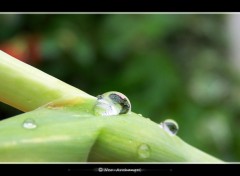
[0,14,240,161]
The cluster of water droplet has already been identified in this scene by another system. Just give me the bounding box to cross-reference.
[94,91,180,135]
[93,91,131,116]
[159,119,179,136]
[19,91,181,162]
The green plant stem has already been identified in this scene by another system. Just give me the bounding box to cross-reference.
[0,51,95,112]
[0,108,222,162]
[0,51,223,162]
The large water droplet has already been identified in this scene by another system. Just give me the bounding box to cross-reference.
[22,118,37,129]
[159,119,179,135]
[137,144,151,159]
[93,91,131,116]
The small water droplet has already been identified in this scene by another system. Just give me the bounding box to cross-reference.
[159,119,179,135]
[22,118,37,129]
[93,91,131,116]
[137,144,151,159]
[138,114,142,116]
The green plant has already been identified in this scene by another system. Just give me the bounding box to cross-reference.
[0,50,223,162]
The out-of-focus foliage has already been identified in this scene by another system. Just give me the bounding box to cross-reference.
[0,14,239,161]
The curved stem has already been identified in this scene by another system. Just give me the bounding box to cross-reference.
[0,108,223,162]
[0,51,95,112]
[0,50,223,162]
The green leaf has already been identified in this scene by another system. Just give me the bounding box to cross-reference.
[0,102,222,162]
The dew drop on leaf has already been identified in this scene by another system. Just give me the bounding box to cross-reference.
[137,143,151,159]
[93,91,131,116]
[159,119,179,136]
[22,118,37,129]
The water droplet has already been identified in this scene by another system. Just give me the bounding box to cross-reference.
[159,119,179,135]
[93,91,131,116]
[137,144,151,159]
[138,114,142,116]
[22,118,37,129]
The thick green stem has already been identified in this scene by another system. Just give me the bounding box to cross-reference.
[0,108,222,162]
[0,51,95,112]
[0,51,223,162]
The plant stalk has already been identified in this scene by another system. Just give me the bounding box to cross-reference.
[0,51,95,112]
[0,50,223,162]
